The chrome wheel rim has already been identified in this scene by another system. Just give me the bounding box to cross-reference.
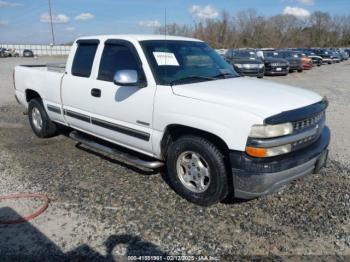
[32,107,43,131]
[176,151,211,193]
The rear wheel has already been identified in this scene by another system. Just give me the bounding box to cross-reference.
[165,135,229,206]
[28,99,57,138]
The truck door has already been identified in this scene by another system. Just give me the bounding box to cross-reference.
[88,39,156,154]
[61,39,99,133]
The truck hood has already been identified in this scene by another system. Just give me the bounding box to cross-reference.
[171,77,322,119]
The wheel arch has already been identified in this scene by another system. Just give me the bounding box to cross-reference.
[160,124,230,160]
[25,89,41,102]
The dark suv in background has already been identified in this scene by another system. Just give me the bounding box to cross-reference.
[257,50,290,76]
[277,50,304,72]
[23,49,34,57]
[225,49,265,78]
[313,49,333,64]
[0,48,9,57]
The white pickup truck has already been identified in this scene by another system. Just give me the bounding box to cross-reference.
[14,35,330,206]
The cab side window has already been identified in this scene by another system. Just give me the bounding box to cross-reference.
[98,44,139,82]
[72,42,98,77]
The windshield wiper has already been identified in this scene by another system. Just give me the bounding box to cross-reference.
[169,75,215,86]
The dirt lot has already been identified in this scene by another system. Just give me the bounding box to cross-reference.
[0,57,349,260]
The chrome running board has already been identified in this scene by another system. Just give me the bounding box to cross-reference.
[69,131,164,169]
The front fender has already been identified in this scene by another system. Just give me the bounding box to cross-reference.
[152,87,264,156]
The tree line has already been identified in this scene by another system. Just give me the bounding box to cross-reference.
[155,10,350,49]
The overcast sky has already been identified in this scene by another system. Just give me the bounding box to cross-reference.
[0,0,349,44]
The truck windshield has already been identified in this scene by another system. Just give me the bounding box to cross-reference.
[140,40,238,86]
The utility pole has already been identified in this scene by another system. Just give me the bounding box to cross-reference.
[48,0,55,45]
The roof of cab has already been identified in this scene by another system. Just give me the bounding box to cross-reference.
[75,34,202,43]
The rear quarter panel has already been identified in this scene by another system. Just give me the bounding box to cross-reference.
[14,65,65,123]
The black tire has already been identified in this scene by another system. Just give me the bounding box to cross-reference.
[28,99,57,138]
[165,135,229,206]
[297,68,303,73]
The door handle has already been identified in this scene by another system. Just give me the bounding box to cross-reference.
[91,88,101,97]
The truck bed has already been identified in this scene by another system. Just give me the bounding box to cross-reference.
[14,63,66,108]
[20,62,66,73]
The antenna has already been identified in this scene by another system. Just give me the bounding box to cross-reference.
[164,7,167,39]
[48,0,55,45]
[164,7,168,77]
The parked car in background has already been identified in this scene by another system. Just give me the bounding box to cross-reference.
[338,50,349,61]
[277,50,303,73]
[225,49,265,78]
[293,51,313,70]
[0,48,10,57]
[216,49,228,58]
[301,50,323,66]
[258,50,289,76]
[314,49,333,64]
[5,48,19,57]
[331,51,341,63]
[23,49,34,57]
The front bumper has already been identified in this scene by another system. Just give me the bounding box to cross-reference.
[264,66,289,76]
[289,64,301,71]
[237,68,265,77]
[322,58,333,64]
[230,126,330,199]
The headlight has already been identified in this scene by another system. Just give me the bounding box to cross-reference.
[258,64,264,69]
[246,144,292,157]
[249,123,293,138]
[235,64,243,68]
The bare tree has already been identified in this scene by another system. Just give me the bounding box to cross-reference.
[154,9,350,48]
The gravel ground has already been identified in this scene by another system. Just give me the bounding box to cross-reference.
[0,57,349,260]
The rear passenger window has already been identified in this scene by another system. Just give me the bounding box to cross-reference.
[72,43,98,77]
[98,44,139,82]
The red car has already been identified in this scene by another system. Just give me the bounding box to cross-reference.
[296,52,313,70]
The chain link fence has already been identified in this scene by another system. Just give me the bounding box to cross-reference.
[0,44,71,56]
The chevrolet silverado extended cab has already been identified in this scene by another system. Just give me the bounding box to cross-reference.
[14,35,330,206]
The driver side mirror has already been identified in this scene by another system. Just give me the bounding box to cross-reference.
[113,70,146,87]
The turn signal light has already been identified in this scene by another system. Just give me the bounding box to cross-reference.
[245,147,268,157]
[246,144,292,158]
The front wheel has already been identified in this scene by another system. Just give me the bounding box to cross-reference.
[28,99,57,138]
[165,135,229,206]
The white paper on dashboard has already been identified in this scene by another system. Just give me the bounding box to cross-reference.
[153,52,180,66]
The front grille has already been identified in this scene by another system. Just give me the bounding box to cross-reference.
[292,134,318,151]
[291,110,325,150]
[271,63,286,67]
[293,111,325,131]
